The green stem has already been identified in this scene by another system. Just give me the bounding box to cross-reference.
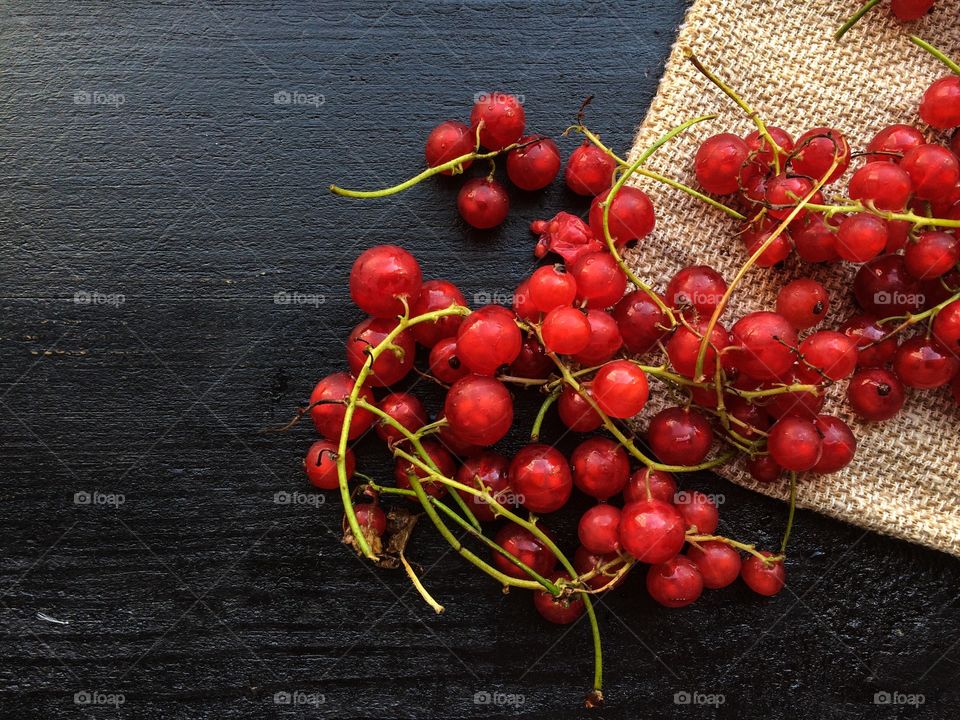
[780,472,798,554]
[531,390,559,441]
[804,202,960,229]
[834,0,881,40]
[910,35,960,76]
[686,533,784,564]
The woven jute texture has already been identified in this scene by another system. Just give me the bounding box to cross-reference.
[625,1,960,554]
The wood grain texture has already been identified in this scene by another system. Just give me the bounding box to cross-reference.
[0,1,958,718]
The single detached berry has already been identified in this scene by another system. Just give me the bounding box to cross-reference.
[457,177,510,229]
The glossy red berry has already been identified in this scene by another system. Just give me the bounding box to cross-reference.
[791,127,850,183]
[891,0,934,20]
[571,310,623,366]
[847,368,906,421]
[410,279,466,347]
[542,306,592,355]
[510,444,573,514]
[646,556,704,608]
[932,300,960,351]
[470,92,525,150]
[457,177,510,229]
[893,336,959,389]
[456,305,522,375]
[588,187,656,248]
[726,395,771,439]
[309,373,376,441]
[493,524,556,579]
[570,252,627,309]
[764,174,815,220]
[455,452,515,522]
[730,312,798,381]
[792,213,840,263]
[346,318,415,387]
[835,213,888,263]
[695,133,750,195]
[742,219,794,266]
[571,437,629,500]
[350,245,423,318]
[797,331,858,381]
[557,385,603,432]
[741,552,785,596]
[424,120,474,174]
[853,254,922,316]
[428,337,470,383]
[747,455,782,483]
[687,541,741,589]
[375,392,428,445]
[767,416,822,471]
[647,406,714,466]
[624,468,677,504]
[848,161,913,211]
[920,76,960,130]
[666,319,730,378]
[619,499,686,564]
[674,490,719,534]
[578,504,622,554]
[444,374,514,446]
[839,314,899,368]
[395,439,455,498]
[506,136,561,190]
[304,440,354,490]
[811,415,857,474]
[613,290,669,356]
[565,141,616,196]
[904,231,960,280]
[901,145,960,202]
[744,126,794,169]
[592,360,649,418]
[665,265,727,317]
[533,572,585,624]
[865,123,926,163]
[512,278,541,322]
[776,278,829,330]
[529,265,577,312]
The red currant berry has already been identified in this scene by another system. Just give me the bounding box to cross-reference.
[792,213,840,263]
[646,555,704,608]
[893,336,959,389]
[425,120,474,175]
[624,468,677,504]
[350,245,422,318]
[533,572,585,624]
[455,452,515,522]
[901,144,960,202]
[920,76,960,130]
[578,504,622,554]
[741,552,785,596]
[848,161,913,211]
[309,372,375,441]
[352,503,387,537]
[853,254,922,316]
[730,311,798,381]
[457,177,510,229]
[764,174,815,220]
[304,440,354,490]
[666,319,731,378]
[765,372,826,420]
[346,318,415,387]
[694,133,750,195]
[542,306,592,355]
[557,385,604,432]
[375,392,428,445]
[571,310,623,366]
[744,126,794,169]
[444,374,514,446]
[647,406,714,466]
[428,336,470,383]
[510,444,573,514]
[506,136,560,190]
[747,454,782,483]
[395,439,455,498]
[470,92,525,150]
[687,541,741,589]
[565,141,616,196]
[493,523,556,579]
[866,123,926,162]
[791,127,850,183]
[570,252,627,309]
[743,222,794,267]
[665,265,727,317]
[529,265,577,312]
[847,368,906,421]
[619,499,686,564]
[613,290,669,356]
[456,305,522,375]
[767,416,822,471]
[797,331,858,381]
[592,360,649,418]
[410,279,466,348]
[674,490,719,534]
[571,436,630,500]
[891,0,934,20]
[835,213,888,263]
[512,278,541,322]
[932,300,960,351]
[839,314,899,368]
[588,187,656,248]
[510,332,554,379]
[811,415,857,474]
[726,395,771,439]
[904,231,960,280]
[776,278,829,330]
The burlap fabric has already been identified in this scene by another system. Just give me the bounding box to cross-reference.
[624,0,960,554]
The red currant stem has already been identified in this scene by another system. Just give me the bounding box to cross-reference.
[329,141,534,198]
[910,35,960,76]
[780,472,798,555]
[874,288,960,342]
[693,157,841,381]
[410,417,449,439]
[686,533,785,564]
[804,201,960,229]
[834,0,881,40]
[684,50,783,174]
[569,556,637,595]
[498,374,552,387]
[634,113,718,164]
[398,546,445,614]
[728,383,820,399]
[530,389,560,442]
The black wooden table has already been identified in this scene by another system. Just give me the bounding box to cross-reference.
[2,2,958,718]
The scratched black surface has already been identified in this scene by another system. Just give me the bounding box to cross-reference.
[1,2,959,719]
